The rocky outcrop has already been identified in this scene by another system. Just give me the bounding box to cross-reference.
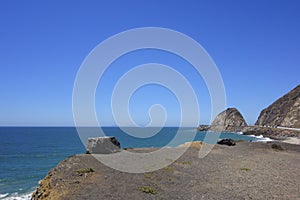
[86,137,120,154]
[31,172,53,200]
[209,108,247,132]
[256,84,300,128]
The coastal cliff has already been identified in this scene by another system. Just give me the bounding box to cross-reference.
[256,84,300,128]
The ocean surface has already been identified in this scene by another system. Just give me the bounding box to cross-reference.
[0,127,264,200]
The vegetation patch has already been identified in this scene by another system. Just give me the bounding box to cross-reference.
[76,167,94,175]
[165,158,174,162]
[144,173,153,179]
[140,186,157,194]
[240,167,251,172]
[176,161,192,165]
[163,166,174,172]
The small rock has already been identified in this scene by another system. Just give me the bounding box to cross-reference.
[271,143,284,151]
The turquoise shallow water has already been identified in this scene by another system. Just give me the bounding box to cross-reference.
[0,127,258,199]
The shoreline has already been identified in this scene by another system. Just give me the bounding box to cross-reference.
[2,131,299,200]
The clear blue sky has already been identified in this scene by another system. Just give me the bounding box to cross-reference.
[0,0,299,126]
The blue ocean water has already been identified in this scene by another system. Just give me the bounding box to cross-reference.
[0,127,259,199]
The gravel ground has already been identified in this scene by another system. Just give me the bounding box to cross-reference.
[32,141,300,200]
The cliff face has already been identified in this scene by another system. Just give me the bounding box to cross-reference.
[209,108,247,132]
[255,84,300,128]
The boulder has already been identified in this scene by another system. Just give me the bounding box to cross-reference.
[217,139,236,146]
[86,137,121,154]
[209,108,247,132]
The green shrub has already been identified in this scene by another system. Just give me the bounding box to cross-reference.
[176,161,192,165]
[76,167,94,174]
[163,166,174,172]
[140,186,157,194]
[240,167,251,171]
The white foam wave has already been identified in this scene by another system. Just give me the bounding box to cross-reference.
[2,192,33,200]
[0,193,8,199]
[247,134,273,142]
[254,135,273,142]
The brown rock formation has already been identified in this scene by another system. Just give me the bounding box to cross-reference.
[255,84,300,128]
[209,108,247,132]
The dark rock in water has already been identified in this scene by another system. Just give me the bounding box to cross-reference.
[86,137,121,154]
[217,139,236,146]
[209,108,247,132]
[256,84,300,128]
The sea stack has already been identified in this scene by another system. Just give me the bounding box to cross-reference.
[209,108,247,132]
[255,84,300,128]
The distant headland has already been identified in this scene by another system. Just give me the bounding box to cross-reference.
[198,84,300,141]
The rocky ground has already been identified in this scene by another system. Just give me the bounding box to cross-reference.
[32,141,300,200]
[241,126,300,140]
[197,125,300,140]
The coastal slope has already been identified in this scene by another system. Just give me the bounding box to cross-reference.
[32,142,300,200]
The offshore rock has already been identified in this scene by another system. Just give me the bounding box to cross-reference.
[209,108,247,132]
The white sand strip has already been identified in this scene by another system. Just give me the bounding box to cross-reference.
[282,137,300,145]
